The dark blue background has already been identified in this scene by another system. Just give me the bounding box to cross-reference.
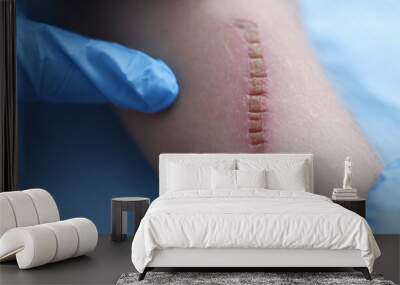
[18,103,158,234]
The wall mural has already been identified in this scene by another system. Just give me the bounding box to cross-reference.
[17,0,399,233]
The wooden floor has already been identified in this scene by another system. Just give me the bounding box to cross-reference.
[0,236,133,285]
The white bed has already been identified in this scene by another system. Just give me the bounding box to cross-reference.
[131,153,380,280]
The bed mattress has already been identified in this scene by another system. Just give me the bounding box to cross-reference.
[131,190,380,273]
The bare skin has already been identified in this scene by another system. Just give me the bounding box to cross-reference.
[39,0,382,197]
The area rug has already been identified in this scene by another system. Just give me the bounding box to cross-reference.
[116,272,396,285]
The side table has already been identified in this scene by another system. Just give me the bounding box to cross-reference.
[332,198,366,218]
[111,197,150,242]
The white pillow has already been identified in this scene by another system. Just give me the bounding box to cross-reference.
[238,159,308,191]
[211,168,237,190]
[167,163,211,191]
[166,159,236,192]
[236,169,267,189]
[266,166,306,191]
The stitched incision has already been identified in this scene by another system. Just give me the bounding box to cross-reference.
[234,19,267,151]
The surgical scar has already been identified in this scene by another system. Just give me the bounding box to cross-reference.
[248,43,263,59]
[234,19,268,151]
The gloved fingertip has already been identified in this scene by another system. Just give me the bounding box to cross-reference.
[144,82,179,113]
[122,57,179,113]
[17,14,180,113]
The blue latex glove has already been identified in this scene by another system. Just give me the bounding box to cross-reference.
[17,13,179,113]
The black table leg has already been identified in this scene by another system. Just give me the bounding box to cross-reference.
[112,201,125,241]
[111,197,150,242]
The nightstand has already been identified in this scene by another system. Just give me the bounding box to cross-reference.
[332,198,366,218]
[111,197,150,242]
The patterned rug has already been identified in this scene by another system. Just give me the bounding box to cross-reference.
[116,271,396,285]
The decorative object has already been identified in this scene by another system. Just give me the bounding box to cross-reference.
[117,271,394,285]
[112,197,150,242]
[332,157,359,200]
[332,188,359,200]
[332,198,366,218]
[0,189,98,269]
[343,156,353,189]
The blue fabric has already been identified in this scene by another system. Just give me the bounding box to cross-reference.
[17,13,179,113]
[299,0,400,233]
[367,160,400,233]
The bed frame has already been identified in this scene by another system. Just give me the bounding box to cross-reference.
[139,153,371,280]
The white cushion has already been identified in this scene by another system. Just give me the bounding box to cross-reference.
[236,169,267,189]
[42,221,79,262]
[67,218,98,257]
[0,189,98,269]
[267,162,307,191]
[238,159,307,191]
[23,189,60,224]
[211,168,237,190]
[211,169,268,190]
[1,191,39,227]
[166,160,236,192]
[0,189,60,236]
[0,218,97,269]
[0,226,57,269]
[166,163,211,191]
[0,196,17,237]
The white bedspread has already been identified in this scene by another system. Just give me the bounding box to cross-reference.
[131,190,380,273]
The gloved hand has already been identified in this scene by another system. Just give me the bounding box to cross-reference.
[17,12,179,113]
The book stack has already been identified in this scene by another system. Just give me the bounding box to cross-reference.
[332,188,358,200]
